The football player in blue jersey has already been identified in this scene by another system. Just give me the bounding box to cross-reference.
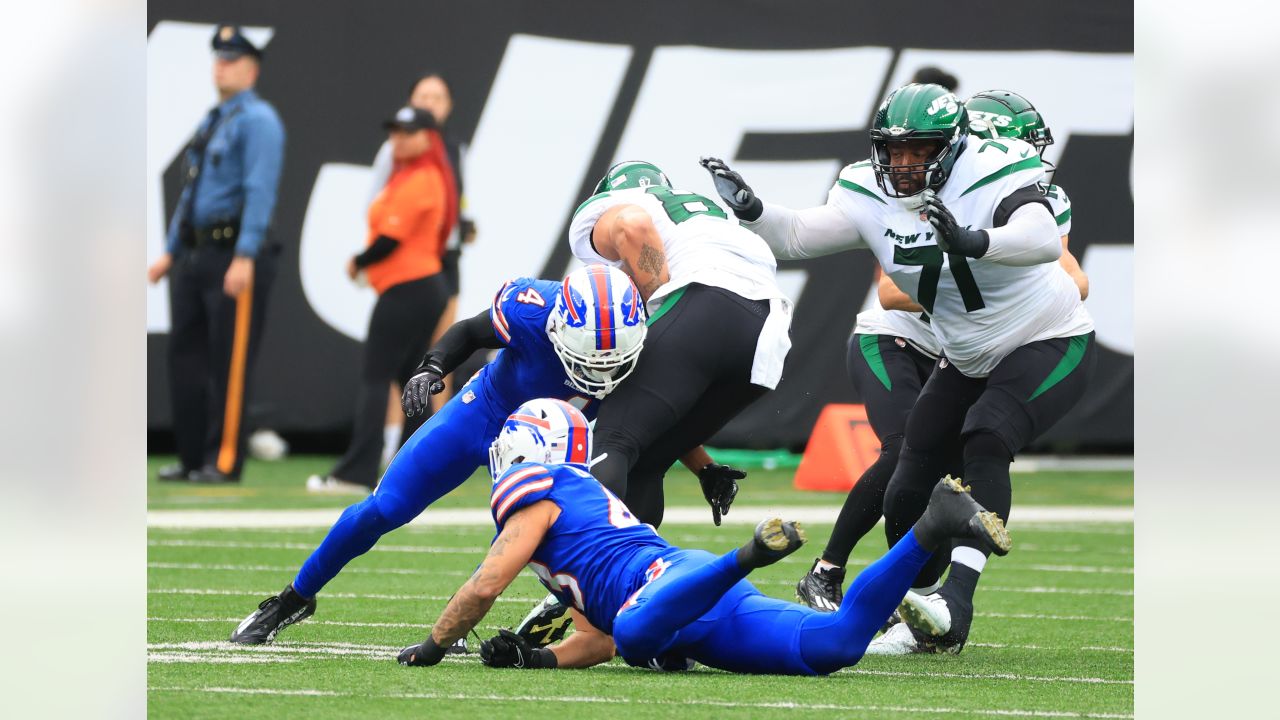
[228,265,651,644]
[396,398,1012,674]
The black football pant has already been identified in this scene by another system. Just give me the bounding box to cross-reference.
[330,274,449,488]
[591,284,773,527]
[167,245,277,477]
[821,333,961,587]
[882,332,1098,588]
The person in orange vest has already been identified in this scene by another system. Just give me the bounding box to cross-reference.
[307,106,456,493]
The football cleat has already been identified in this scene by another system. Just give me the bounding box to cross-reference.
[896,585,973,654]
[156,463,192,482]
[513,593,574,647]
[229,584,316,645]
[864,621,931,656]
[795,559,845,612]
[914,476,1012,557]
[738,518,807,570]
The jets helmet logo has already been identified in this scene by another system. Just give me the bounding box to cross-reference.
[926,94,959,118]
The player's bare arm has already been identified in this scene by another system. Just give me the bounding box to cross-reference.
[1057,235,1089,300]
[398,500,557,666]
[591,204,670,301]
[546,609,617,669]
[877,271,924,313]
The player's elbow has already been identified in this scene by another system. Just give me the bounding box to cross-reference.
[468,577,508,603]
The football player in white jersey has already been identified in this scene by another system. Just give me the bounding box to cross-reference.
[702,83,1096,653]
[794,89,1093,622]
[567,161,793,527]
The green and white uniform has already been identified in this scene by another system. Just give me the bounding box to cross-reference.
[746,139,1091,378]
[570,186,792,389]
[1043,183,1072,236]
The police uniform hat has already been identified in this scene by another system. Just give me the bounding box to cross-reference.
[212,24,262,61]
[382,106,438,132]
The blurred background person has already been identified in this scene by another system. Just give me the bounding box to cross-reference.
[147,24,285,484]
[307,105,457,494]
[368,72,477,467]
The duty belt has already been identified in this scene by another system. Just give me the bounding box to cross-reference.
[191,221,240,249]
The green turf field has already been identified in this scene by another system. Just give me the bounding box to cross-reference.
[147,456,1133,719]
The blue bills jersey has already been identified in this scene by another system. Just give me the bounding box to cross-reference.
[474,277,599,419]
[490,462,669,634]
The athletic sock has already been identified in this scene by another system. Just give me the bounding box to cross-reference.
[951,545,988,573]
[816,559,841,573]
[942,563,981,605]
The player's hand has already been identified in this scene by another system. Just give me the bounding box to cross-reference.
[699,463,745,526]
[480,629,552,669]
[922,191,989,258]
[147,253,173,284]
[699,156,763,221]
[402,362,446,417]
[397,637,448,667]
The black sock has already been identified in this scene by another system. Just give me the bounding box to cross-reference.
[944,563,981,605]
[822,434,903,566]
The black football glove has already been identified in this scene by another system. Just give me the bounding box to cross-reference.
[402,361,446,417]
[397,637,448,667]
[699,463,745,527]
[922,191,989,258]
[479,629,557,669]
[699,156,763,221]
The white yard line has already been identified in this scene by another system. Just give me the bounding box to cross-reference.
[148,587,529,603]
[844,668,1131,685]
[148,505,1132,529]
[146,685,1133,718]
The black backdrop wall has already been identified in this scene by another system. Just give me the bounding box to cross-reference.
[147,1,1133,452]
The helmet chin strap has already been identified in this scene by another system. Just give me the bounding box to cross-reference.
[588,452,608,468]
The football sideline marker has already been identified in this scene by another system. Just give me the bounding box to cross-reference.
[147,505,1133,529]
[146,685,1133,718]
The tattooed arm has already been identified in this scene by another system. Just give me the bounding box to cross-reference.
[590,204,670,302]
[398,500,558,666]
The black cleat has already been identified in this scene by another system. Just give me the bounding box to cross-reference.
[795,559,845,612]
[229,584,315,644]
[157,463,193,482]
[514,593,573,647]
[190,465,241,484]
[915,476,1011,556]
[738,517,807,570]
[897,584,974,654]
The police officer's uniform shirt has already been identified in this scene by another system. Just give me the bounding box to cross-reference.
[569,186,793,389]
[490,462,669,635]
[747,139,1092,378]
[165,89,285,258]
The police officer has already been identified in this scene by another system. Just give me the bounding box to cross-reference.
[147,25,286,483]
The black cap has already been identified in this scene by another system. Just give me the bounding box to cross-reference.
[212,24,262,61]
[382,106,438,132]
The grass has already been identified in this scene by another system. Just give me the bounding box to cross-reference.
[147,456,1133,719]
[146,455,1134,511]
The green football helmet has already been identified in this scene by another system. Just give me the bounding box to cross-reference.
[965,90,1054,155]
[593,160,672,195]
[869,83,969,198]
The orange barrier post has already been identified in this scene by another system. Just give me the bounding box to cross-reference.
[793,403,882,492]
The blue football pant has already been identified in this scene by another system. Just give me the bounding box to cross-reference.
[293,389,500,598]
[612,530,933,675]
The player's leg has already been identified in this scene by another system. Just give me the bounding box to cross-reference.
[799,334,933,611]
[591,284,767,504]
[796,477,1010,673]
[229,390,496,644]
[900,333,1096,652]
[612,520,806,663]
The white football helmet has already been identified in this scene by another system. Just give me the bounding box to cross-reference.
[548,265,647,399]
[488,398,593,479]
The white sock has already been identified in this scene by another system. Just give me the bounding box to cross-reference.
[815,559,841,573]
[911,580,942,595]
[381,425,401,465]
[951,546,988,573]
